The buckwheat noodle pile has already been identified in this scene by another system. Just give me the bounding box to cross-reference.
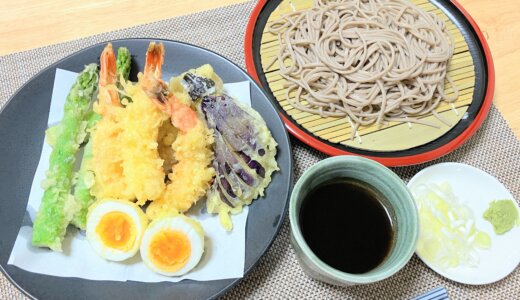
[268,0,459,138]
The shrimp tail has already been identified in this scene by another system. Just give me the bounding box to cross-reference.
[141,42,197,131]
[100,43,117,87]
[99,43,120,107]
[145,42,165,79]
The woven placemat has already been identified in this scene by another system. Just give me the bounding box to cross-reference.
[1,1,519,299]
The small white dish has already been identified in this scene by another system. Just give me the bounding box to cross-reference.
[408,162,520,285]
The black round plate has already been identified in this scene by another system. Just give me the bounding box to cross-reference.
[0,39,293,300]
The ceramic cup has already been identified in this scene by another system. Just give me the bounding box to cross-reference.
[289,156,419,286]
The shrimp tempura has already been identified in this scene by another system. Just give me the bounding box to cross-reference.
[147,120,215,218]
[91,44,132,200]
[119,80,169,205]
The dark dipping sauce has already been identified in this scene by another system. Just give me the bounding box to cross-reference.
[299,178,394,274]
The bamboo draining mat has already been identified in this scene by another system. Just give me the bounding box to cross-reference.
[260,0,475,152]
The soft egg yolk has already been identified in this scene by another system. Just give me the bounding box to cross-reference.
[149,229,191,272]
[95,211,137,251]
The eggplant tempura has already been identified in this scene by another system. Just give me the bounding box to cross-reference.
[201,94,278,230]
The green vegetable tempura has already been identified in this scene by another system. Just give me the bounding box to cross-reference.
[116,47,132,80]
[32,64,99,251]
[70,114,99,229]
[483,199,519,235]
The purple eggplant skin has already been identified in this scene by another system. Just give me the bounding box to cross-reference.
[219,175,236,198]
[215,162,240,201]
[238,151,265,178]
[213,164,237,208]
[212,123,258,187]
[202,91,279,230]
[202,94,273,208]
[182,72,216,100]
[211,130,257,208]
[217,189,234,208]
[210,156,236,208]
[201,95,259,152]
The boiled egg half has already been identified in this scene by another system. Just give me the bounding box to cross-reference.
[86,199,148,261]
[140,215,205,276]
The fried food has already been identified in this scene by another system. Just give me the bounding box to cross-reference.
[201,94,278,231]
[119,80,168,205]
[91,45,133,201]
[72,46,132,229]
[32,63,99,251]
[140,43,215,218]
[147,120,215,218]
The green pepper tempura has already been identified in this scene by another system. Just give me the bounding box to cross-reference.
[71,47,131,229]
[32,64,99,251]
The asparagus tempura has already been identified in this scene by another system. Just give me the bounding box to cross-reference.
[32,64,99,251]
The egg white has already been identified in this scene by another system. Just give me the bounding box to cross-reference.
[140,215,204,276]
[86,199,147,261]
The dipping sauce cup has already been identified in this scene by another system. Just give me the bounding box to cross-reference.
[289,156,419,286]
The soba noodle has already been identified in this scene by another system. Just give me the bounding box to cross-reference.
[268,0,459,138]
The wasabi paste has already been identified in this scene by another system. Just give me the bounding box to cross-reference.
[483,199,519,235]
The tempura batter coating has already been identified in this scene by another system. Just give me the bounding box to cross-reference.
[90,45,132,201]
[146,120,215,218]
[141,43,215,218]
[120,80,169,205]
